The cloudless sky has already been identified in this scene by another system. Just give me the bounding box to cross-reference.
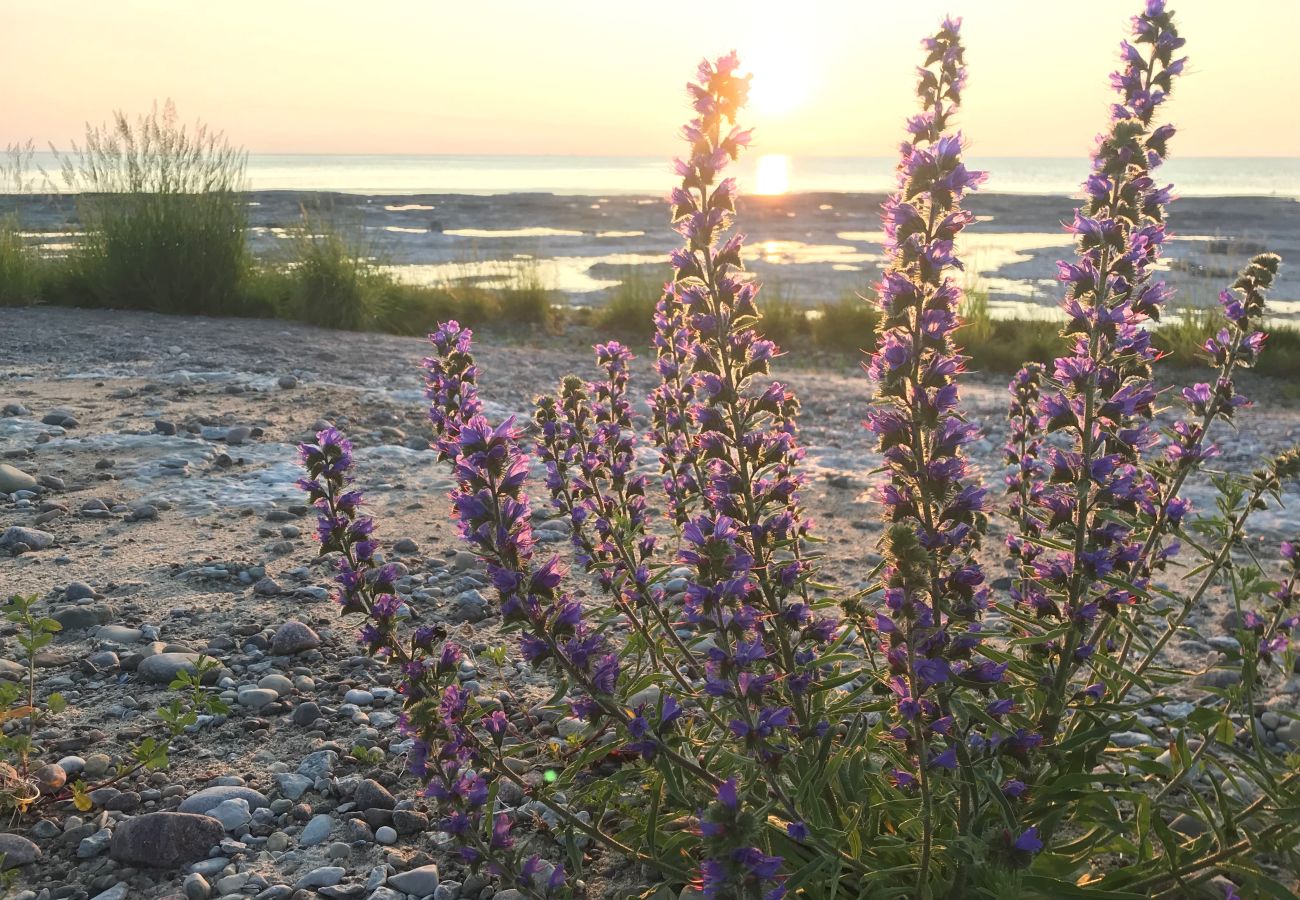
[5,0,1298,158]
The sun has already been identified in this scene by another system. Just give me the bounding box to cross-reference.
[753,154,791,195]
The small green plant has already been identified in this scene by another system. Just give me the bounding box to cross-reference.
[0,594,227,816]
[67,657,227,812]
[0,595,63,812]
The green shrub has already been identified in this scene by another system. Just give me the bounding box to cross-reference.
[61,101,251,316]
[0,217,40,307]
[497,258,559,329]
[757,281,810,348]
[597,266,664,341]
[809,293,880,354]
[281,208,381,330]
[372,282,499,336]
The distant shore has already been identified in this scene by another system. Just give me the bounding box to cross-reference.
[3,190,1298,316]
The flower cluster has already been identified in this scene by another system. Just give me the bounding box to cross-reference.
[1014,0,1188,736]
[288,6,1300,897]
[864,17,1006,813]
[1004,363,1046,588]
[297,427,403,654]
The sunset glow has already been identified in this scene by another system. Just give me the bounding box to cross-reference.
[4,1,1297,157]
[753,154,791,195]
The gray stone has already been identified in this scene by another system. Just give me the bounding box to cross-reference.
[298,749,337,780]
[77,827,113,858]
[0,526,54,551]
[178,785,269,816]
[258,673,294,696]
[64,580,97,600]
[1170,813,1208,837]
[54,604,111,631]
[0,464,37,494]
[254,576,282,596]
[367,889,405,900]
[355,778,396,811]
[226,426,253,445]
[292,701,322,726]
[0,833,41,868]
[209,797,252,831]
[387,865,440,896]
[296,866,346,889]
[138,652,205,684]
[238,687,279,709]
[97,624,144,644]
[272,620,320,655]
[449,589,490,624]
[109,811,224,867]
[274,773,313,801]
[344,688,374,706]
[374,825,397,845]
[90,886,129,900]
[183,873,212,900]
[300,813,333,846]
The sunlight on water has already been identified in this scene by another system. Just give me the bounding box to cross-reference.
[385,252,664,294]
[443,227,585,238]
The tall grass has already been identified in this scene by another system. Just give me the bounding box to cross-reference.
[60,101,251,315]
[497,257,559,329]
[279,207,380,330]
[0,218,40,307]
[810,293,880,354]
[596,265,665,340]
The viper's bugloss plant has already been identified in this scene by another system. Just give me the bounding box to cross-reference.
[297,4,1300,897]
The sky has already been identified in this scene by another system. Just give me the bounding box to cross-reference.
[5,0,1298,159]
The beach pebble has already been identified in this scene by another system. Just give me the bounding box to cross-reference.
[183,873,212,900]
[297,866,346,889]
[0,464,37,494]
[109,812,224,867]
[0,833,41,868]
[299,814,333,846]
[65,580,97,601]
[238,687,279,708]
[272,620,321,654]
[138,652,204,684]
[178,785,269,815]
[355,778,396,811]
[387,865,440,896]
[0,526,54,551]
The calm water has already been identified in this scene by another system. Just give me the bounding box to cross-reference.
[26,152,1300,197]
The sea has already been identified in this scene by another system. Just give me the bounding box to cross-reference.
[11,153,1299,318]
[24,152,1300,198]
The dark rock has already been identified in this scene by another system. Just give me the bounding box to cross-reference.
[354,778,396,811]
[109,812,224,868]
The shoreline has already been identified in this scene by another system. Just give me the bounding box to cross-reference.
[3,190,1299,316]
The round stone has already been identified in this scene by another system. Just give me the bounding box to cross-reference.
[271,621,320,655]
